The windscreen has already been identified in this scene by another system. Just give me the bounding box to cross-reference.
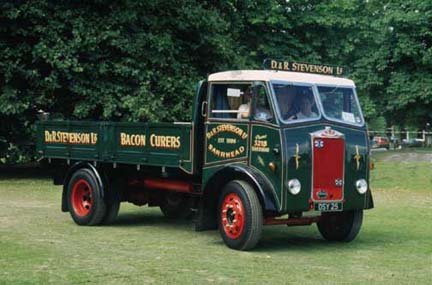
[317,86,363,125]
[273,83,319,122]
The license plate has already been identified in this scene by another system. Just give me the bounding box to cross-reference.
[314,202,343,212]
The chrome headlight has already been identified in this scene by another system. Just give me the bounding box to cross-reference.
[287,179,301,195]
[355,179,368,194]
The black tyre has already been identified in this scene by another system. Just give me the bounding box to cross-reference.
[67,168,107,226]
[317,210,363,242]
[160,192,192,219]
[101,179,121,225]
[218,180,263,251]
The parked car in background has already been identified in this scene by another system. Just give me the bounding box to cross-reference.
[401,138,424,148]
[371,136,390,149]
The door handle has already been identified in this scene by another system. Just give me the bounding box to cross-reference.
[201,101,208,117]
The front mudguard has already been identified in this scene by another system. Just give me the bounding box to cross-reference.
[195,163,279,231]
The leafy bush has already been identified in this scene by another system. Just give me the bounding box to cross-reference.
[1,1,431,164]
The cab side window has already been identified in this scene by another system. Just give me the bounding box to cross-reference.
[253,85,273,122]
[210,84,252,120]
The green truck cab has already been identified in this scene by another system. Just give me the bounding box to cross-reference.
[37,60,373,250]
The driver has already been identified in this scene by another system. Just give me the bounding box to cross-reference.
[296,95,317,119]
[276,87,297,120]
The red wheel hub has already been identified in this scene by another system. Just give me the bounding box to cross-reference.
[221,193,245,239]
[71,179,93,217]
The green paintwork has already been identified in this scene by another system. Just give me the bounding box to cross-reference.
[201,121,250,195]
[36,76,373,216]
[36,121,193,173]
[204,122,249,164]
[200,118,371,214]
[249,124,283,210]
[282,123,370,213]
[199,79,372,214]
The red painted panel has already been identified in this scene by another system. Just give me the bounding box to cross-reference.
[312,137,345,201]
[129,178,193,193]
[144,178,193,193]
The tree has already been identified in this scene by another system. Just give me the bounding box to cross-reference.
[0,0,241,163]
[1,0,430,163]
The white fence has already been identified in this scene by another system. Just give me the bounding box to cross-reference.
[368,129,432,147]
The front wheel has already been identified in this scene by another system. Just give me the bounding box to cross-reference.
[218,180,263,251]
[67,168,107,226]
[317,210,363,242]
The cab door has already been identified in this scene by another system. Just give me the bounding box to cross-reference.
[249,83,283,210]
[203,83,252,168]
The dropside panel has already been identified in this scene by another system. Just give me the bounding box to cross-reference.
[36,121,193,173]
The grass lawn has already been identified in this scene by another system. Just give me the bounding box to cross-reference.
[1,150,431,284]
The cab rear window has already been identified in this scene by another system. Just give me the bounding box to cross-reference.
[209,84,252,120]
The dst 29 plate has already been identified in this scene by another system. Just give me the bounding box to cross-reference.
[314,202,343,212]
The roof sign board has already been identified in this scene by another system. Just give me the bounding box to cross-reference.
[263,59,345,76]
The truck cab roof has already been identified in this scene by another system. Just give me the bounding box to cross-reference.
[208,70,355,87]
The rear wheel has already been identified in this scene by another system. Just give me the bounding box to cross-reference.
[160,192,192,219]
[218,180,263,251]
[67,168,107,226]
[317,210,363,242]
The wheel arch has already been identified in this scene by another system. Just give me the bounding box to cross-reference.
[199,164,279,229]
[61,162,105,212]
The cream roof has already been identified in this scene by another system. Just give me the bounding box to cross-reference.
[208,70,355,87]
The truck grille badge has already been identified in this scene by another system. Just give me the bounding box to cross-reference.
[317,190,328,199]
[335,179,343,187]
[314,139,324,148]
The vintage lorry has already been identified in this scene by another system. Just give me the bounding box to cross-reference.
[36,60,373,250]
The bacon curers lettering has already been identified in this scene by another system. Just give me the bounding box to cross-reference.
[120,133,146,147]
